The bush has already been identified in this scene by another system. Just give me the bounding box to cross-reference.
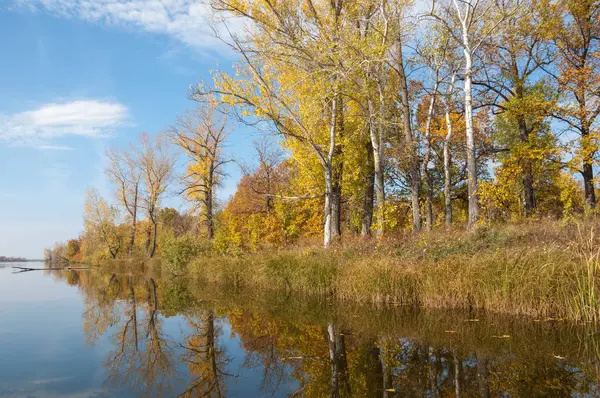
[162,234,208,275]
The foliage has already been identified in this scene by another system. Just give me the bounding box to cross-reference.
[160,234,209,276]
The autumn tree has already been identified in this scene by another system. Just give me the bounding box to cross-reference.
[200,0,355,247]
[172,101,231,240]
[545,0,600,208]
[83,188,124,260]
[475,0,555,217]
[428,0,519,228]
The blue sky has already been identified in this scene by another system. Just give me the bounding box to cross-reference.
[0,1,257,258]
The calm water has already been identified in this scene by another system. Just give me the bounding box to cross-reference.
[2,263,600,397]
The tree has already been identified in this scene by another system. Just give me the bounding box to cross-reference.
[416,33,450,230]
[106,147,142,254]
[238,139,286,214]
[172,101,231,240]
[475,0,555,217]
[442,72,460,227]
[394,11,423,232]
[65,238,81,261]
[428,0,519,228]
[136,133,174,258]
[545,0,600,208]
[83,188,124,259]
[200,0,352,247]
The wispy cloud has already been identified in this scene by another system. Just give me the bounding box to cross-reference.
[0,100,129,147]
[12,0,246,53]
[36,145,75,151]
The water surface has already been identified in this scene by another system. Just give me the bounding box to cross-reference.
[1,262,600,397]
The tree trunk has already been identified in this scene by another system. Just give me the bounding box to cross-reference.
[129,186,138,255]
[382,350,394,397]
[362,140,375,237]
[583,162,597,209]
[453,350,461,398]
[331,184,342,238]
[145,223,151,252]
[463,49,479,229]
[444,108,453,228]
[368,99,385,237]
[331,96,345,237]
[397,42,421,231]
[206,177,214,240]
[327,323,350,398]
[128,275,139,351]
[364,340,383,394]
[477,356,490,398]
[324,169,334,249]
[422,89,437,231]
[518,117,535,216]
[582,124,596,209]
[324,94,340,248]
[149,218,157,258]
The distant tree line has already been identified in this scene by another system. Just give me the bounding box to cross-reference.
[0,256,28,262]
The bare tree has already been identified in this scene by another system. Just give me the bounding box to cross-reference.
[136,133,175,258]
[106,148,142,255]
[171,101,231,240]
[239,139,286,214]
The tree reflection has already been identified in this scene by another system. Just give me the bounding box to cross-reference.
[327,323,350,397]
[83,274,176,396]
[55,270,600,397]
[178,310,232,397]
[82,273,120,345]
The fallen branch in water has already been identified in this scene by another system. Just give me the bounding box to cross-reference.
[12,266,90,273]
[281,355,322,361]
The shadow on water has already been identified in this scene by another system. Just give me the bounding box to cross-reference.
[48,269,600,397]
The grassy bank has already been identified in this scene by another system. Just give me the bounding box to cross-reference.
[160,219,600,322]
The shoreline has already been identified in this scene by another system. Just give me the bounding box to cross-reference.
[92,219,600,323]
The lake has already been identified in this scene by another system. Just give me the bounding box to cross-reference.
[1,262,600,397]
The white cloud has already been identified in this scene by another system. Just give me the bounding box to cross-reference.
[0,100,129,147]
[36,145,75,150]
[13,0,247,53]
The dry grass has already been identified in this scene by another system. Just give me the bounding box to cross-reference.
[178,218,600,322]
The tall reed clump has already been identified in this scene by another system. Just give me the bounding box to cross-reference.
[335,257,421,305]
[572,227,600,323]
[189,249,340,294]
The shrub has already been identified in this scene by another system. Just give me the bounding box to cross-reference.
[162,234,208,275]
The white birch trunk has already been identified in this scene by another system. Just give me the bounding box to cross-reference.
[463,47,479,228]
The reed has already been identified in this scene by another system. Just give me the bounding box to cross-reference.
[175,219,600,322]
